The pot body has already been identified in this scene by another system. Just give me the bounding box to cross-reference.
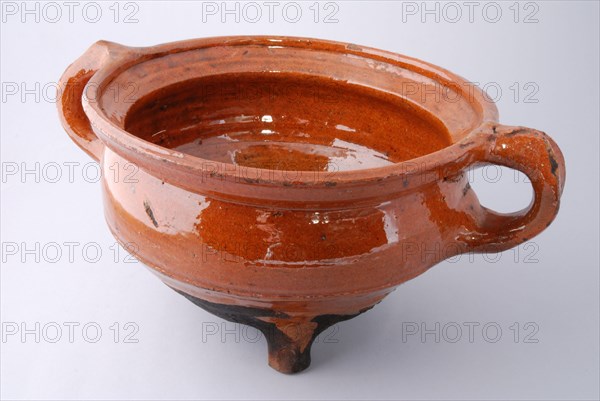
[58,37,566,373]
[103,146,479,306]
[102,146,477,373]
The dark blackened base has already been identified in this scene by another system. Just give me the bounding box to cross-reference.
[173,288,369,374]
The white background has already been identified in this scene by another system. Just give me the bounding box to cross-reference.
[1,1,599,400]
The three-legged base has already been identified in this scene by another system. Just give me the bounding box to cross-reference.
[174,289,369,374]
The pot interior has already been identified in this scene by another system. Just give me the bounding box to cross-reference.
[124,72,452,172]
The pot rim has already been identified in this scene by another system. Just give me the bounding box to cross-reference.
[82,35,499,193]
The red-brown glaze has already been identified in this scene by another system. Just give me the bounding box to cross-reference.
[123,73,452,171]
[58,37,566,373]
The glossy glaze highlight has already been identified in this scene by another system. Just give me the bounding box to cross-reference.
[124,73,452,172]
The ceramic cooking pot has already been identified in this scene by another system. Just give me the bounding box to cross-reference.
[58,36,565,374]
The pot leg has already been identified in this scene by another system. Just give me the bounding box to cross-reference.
[173,288,366,374]
[261,315,360,373]
[262,318,317,373]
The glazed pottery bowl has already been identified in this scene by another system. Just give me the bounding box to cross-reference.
[58,36,565,373]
